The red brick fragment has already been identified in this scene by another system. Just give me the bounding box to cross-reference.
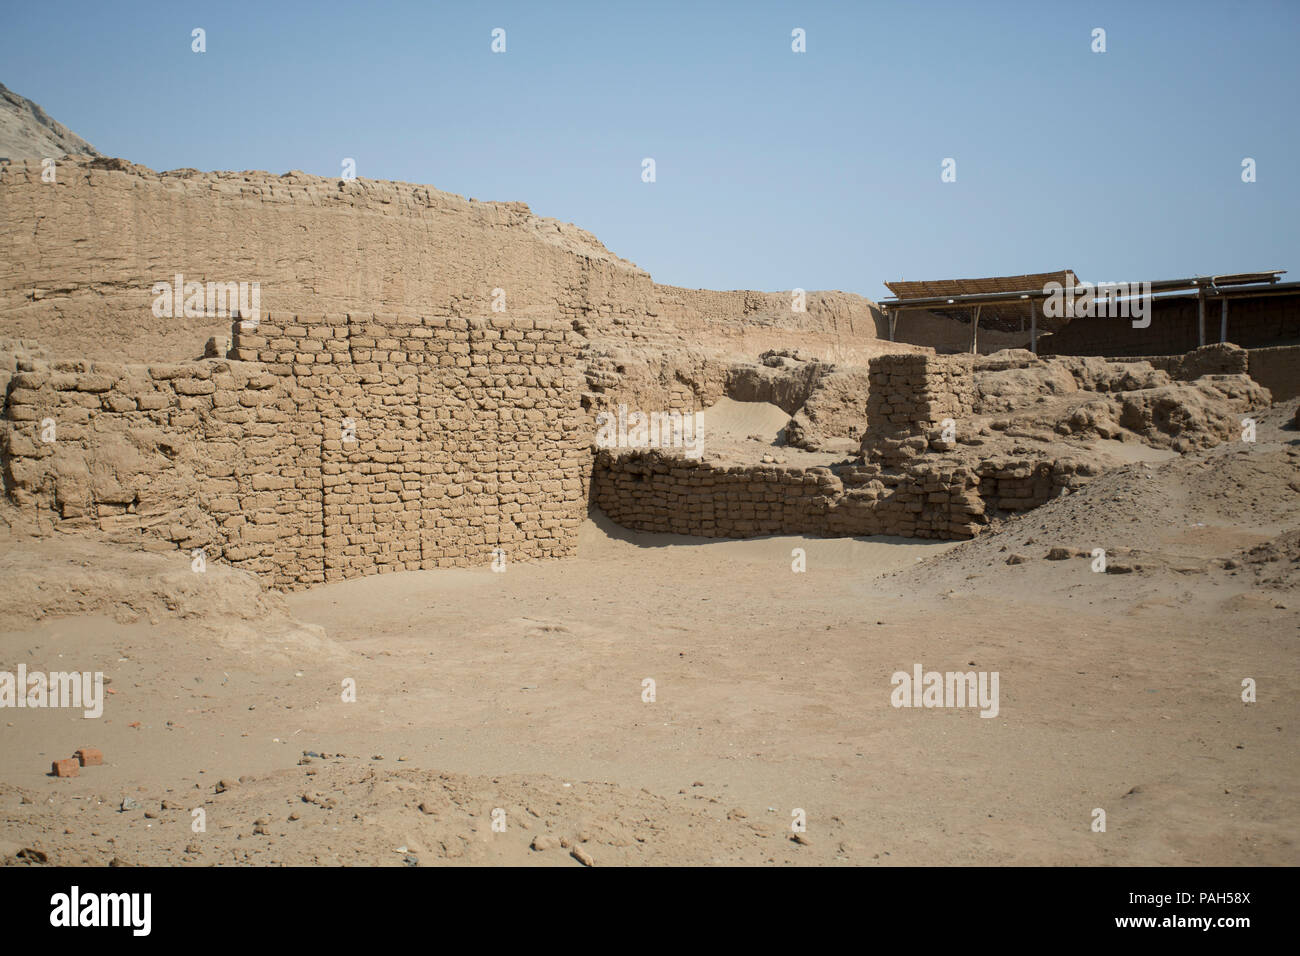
[75,748,103,767]
[52,758,79,778]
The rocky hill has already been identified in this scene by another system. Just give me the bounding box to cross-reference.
[0,82,99,162]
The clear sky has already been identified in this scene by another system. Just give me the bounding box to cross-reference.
[3,0,1296,301]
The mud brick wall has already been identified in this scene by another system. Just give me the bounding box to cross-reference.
[0,158,883,365]
[1246,345,1300,401]
[1103,344,1248,381]
[591,447,1097,543]
[591,451,850,537]
[862,353,975,463]
[591,356,996,542]
[227,313,587,583]
[1,315,585,588]
[2,360,297,576]
[1100,342,1298,400]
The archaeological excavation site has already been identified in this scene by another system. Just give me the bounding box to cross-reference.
[1,156,1295,583]
[0,6,1295,896]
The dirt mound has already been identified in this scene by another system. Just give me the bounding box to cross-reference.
[0,517,336,663]
[907,442,1300,582]
[974,363,1082,413]
[0,758,832,866]
[1051,375,1269,451]
[1238,529,1300,588]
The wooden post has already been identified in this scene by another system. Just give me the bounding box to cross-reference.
[1029,299,1037,355]
[888,309,896,342]
[1220,298,1228,343]
[1197,288,1206,347]
[970,305,980,354]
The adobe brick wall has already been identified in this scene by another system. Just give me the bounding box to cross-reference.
[1,314,585,588]
[590,451,1094,542]
[1240,345,1300,401]
[1101,344,1248,380]
[0,158,884,363]
[862,353,975,463]
[591,352,1100,542]
[1099,343,1299,400]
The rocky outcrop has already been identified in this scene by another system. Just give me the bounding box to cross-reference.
[0,82,100,162]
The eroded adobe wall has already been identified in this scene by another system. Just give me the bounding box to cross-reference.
[590,449,1095,542]
[1246,345,1300,401]
[1,315,585,588]
[861,354,975,463]
[0,157,883,363]
[1101,343,1299,402]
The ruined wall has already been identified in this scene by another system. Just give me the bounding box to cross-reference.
[0,157,882,363]
[1246,345,1300,401]
[861,353,975,463]
[591,451,1095,541]
[591,353,1103,542]
[1097,343,1299,400]
[1,315,585,588]
[1104,344,1249,381]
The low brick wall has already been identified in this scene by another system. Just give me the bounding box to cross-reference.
[1245,344,1300,401]
[591,449,1095,541]
[1,314,586,588]
[1101,342,1298,400]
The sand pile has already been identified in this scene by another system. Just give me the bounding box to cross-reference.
[0,759,831,866]
[1238,529,1300,588]
[0,516,337,663]
[902,401,1300,587]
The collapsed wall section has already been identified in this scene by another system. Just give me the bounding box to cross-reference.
[1,315,585,588]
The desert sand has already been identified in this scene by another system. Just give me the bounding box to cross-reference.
[2,398,1295,867]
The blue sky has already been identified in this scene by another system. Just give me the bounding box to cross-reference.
[3,0,1296,301]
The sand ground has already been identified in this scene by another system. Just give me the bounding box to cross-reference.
[0,407,1296,867]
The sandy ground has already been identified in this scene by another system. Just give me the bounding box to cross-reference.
[0,406,1296,867]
